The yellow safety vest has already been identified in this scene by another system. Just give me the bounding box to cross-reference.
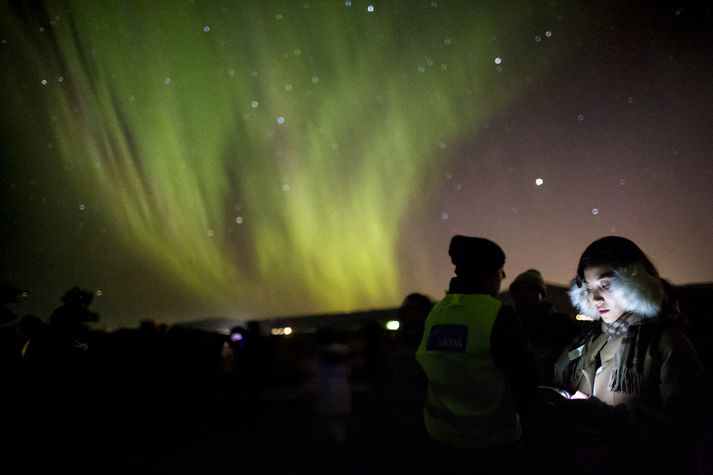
[415,293,520,449]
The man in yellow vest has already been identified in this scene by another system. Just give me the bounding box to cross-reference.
[416,235,537,472]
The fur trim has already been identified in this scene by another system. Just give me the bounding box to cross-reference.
[609,265,663,317]
[568,264,664,319]
[568,280,599,319]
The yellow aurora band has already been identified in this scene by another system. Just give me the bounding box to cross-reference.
[2,1,570,321]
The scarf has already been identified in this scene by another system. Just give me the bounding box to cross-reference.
[605,313,645,393]
[601,312,632,337]
[555,314,660,394]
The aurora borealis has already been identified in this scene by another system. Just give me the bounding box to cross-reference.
[2,1,712,328]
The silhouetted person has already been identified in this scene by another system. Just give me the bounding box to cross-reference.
[509,269,580,385]
[0,284,29,377]
[363,319,388,395]
[305,327,352,447]
[388,293,433,453]
[415,235,537,473]
[0,284,32,434]
[24,287,101,429]
[48,286,98,350]
[243,320,267,396]
[225,321,267,434]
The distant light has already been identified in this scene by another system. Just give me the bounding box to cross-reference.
[271,327,292,336]
[592,208,599,215]
[386,320,400,331]
[344,1,352,7]
[95,290,103,297]
[367,5,374,12]
[494,57,502,65]
[41,79,48,85]
[576,314,595,321]
[535,178,544,186]
[235,216,243,224]
[230,332,244,342]
[545,30,553,38]
[284,327,293,335]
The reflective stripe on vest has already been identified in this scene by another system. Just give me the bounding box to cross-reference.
[415,293,520,449]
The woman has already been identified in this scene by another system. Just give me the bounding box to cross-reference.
[548,236,708,474]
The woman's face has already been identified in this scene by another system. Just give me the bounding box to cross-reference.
[583,265,626,323]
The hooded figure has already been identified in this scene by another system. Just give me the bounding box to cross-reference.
[548,236,708,475]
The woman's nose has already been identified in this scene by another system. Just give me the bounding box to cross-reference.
[590,289,603,302]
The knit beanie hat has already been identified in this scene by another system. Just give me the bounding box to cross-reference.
[509,269,547,296]
[448,235,505,278]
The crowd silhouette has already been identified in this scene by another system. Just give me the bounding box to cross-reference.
[1,236,712,474]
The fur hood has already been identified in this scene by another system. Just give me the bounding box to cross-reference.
[568,264,664,319]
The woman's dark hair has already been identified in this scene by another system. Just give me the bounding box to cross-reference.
[575,236,660,287]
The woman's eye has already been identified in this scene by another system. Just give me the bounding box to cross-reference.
[585,287,592,294]
[601,282,611,290]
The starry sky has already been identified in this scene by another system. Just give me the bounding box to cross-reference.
[1,1,712,329]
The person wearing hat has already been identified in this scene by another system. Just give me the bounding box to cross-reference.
[545,236,708,474]
[509,269,581,385]
[415,235,537,471]
[0,284,34,434]
[1,284,29,372]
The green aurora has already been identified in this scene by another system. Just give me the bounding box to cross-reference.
[1,1,576,324]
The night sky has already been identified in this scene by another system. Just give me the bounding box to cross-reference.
[2,1,712,329]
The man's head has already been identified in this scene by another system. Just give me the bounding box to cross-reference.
[1,283,26,305]
[509,269,547,313]
[448,235,506,296]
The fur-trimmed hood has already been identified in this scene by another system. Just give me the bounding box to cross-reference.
[568,264,664,319]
